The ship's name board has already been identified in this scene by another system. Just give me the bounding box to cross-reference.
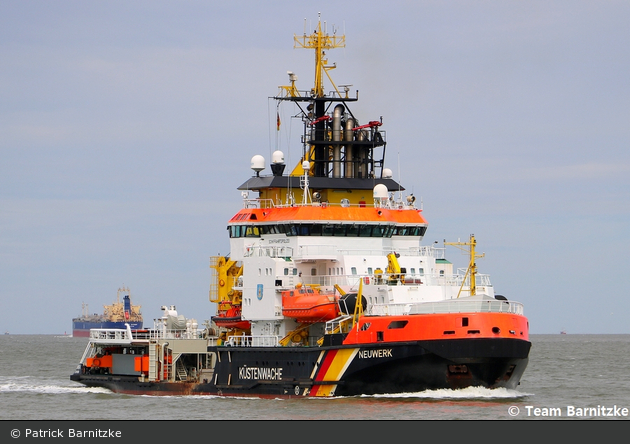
[358,349,392,359]
[238,366,283,380]
[268,239,290,244]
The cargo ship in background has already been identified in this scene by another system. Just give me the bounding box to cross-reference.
[72,287,143,337]
[70,16,530,397]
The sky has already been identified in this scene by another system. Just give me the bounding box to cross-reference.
[1,0,629,335]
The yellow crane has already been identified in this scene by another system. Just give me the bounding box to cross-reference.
[444,234,485,297]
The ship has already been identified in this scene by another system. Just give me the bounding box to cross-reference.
[71,287,143,337]
[70,17,531,398]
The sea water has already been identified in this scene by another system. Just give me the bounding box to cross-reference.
[1,334,629,421]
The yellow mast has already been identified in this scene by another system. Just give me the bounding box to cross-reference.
[293,14,345,98]
[444,234,485,297]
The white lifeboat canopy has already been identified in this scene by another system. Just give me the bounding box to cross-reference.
[251,155,265,176]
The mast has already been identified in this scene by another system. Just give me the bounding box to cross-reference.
[293,13,346,98]
[273,15,387,182]
[445,234,485,297]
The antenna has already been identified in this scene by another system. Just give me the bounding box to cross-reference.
[293,14,346,98]
[300,160,312,205]
[398,151,403,202]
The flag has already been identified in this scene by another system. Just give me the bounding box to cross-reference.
[277,112,281,131]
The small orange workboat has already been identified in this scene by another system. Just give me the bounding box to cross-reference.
[281,284,340,323]
[211,305,251,330]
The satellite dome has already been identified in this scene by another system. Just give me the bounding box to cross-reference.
[270,151,286,176]
[272,150,285,164]
[373,184,388,199]
[251,155,265,172]
[382,168,393,179]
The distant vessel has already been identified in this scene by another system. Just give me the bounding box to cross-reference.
[560,330,567,335]
[72,287,143,337]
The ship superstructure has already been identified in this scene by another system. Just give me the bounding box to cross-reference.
[71,17,530,397]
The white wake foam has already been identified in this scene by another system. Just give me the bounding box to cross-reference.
[365,386,532,399]
[0,376,111,395]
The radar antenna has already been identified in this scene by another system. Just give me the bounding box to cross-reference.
[293,12,346,98]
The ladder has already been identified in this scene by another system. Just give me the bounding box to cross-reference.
[148,342,158,381]
[176,359,187,381]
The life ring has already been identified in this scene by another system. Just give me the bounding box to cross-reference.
[93,358,101,367]
[363,277,370,285]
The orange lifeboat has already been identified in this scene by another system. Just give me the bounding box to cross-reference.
[282,285,340,323]
[211,305,251,330]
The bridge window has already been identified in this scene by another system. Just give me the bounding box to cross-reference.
[346,224,358,236]
[245,226,260,237]
[358,225,373,237]
[333,224,347,236]
[235,223,426,238]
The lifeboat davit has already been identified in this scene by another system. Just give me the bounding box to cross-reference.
[282,284,340,323]
[211,306,251,330]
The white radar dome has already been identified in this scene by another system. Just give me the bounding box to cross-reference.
[373,184,389,199]
[251,155,265,173]
[272,150,285,164]
[302,160,310,172]
[382,168,393,179]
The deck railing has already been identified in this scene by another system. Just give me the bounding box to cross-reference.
[370,299,524,316]
[88,326,134,344]
[224,335,279,347]
[88,323,206,343]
